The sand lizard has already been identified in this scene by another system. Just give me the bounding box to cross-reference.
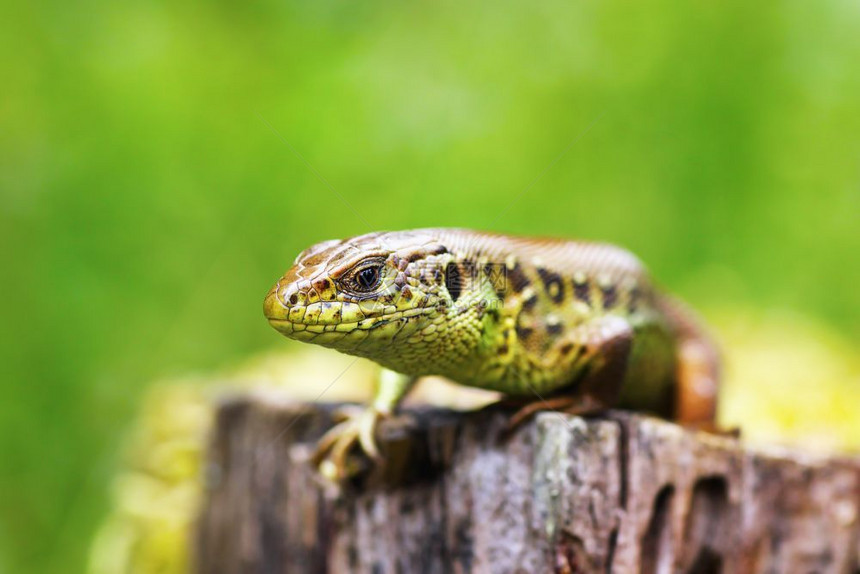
[263,229,720,479]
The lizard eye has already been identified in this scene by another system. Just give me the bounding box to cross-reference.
[354,265,382,292]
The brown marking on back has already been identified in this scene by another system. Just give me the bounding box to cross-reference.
[573,276,592,306]
[559,342,585,363]
[601,284,618,310]
[404,252,425,263]
[506,261,530,293]
[537,267,564,304]
[515,324,534,340]
[482,262,506,298]
[445,262,463,301]
[521,293,538,311]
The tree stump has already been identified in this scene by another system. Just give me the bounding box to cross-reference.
[195,396,860,573]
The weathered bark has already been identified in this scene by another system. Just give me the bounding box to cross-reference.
[195,397,860,573]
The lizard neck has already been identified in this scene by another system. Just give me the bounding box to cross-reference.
[363,277,503,379]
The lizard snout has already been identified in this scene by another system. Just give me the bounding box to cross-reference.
[263,283,290,322]
[263,273,308,322]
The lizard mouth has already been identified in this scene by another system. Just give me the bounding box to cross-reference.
[267,306,433,336]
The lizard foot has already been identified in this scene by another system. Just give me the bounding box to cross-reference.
[311,406,385,481]
[503,394,605,437]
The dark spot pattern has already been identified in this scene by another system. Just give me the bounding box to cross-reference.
[506,262,530,293]
[559,342,585,362]
[573,277,591,305]
[521,293,538,311]
[445,262,463,301]
[515,324,534,340]
[537,267,564,304]
[547,321,563,336]
[601,284,618,310]
[483,262,506,297]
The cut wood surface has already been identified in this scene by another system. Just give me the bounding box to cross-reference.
[195,396,860,573]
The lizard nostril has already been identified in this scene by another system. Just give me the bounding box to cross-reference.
[288,293,298,305]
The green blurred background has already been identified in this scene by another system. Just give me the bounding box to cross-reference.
[1,0,859,572]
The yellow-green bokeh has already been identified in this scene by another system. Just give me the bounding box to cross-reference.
[1,1,858,572]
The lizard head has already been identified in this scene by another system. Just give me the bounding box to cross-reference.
[263,230,495,372]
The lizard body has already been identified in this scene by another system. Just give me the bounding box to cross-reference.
[264,228,720,478]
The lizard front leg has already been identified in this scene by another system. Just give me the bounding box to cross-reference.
[312,368,417,481]
[506,315,634,431]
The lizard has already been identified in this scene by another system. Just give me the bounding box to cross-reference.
[263,228,720,480]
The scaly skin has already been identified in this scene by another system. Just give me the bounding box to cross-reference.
[263,229,720,479]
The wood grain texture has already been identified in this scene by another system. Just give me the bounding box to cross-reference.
[195,398,860,574]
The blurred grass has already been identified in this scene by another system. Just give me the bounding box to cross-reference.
[0,0,858,572]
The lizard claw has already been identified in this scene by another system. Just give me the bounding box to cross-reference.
[330,404,366,423]
[312,407,384,481]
